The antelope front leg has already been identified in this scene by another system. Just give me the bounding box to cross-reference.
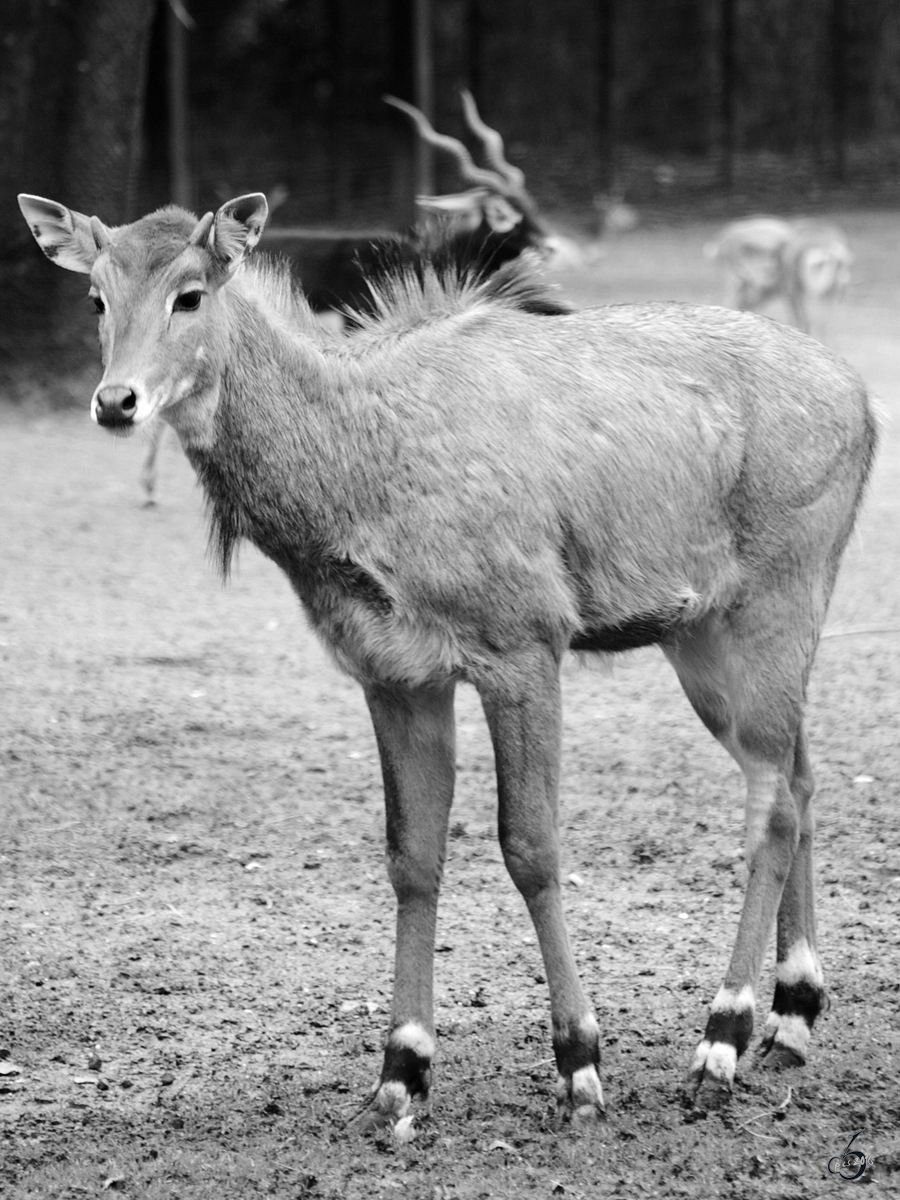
[479,650,605,1123]
[348,679,456,1133]
[140,421,167,506]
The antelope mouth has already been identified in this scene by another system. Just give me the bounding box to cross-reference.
[96,414,137,436]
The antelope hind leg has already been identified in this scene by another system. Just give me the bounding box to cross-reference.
[347,680,456,1134]
[688,757,801,1109]
[664,608,816,1108]
[758,730,826,1067]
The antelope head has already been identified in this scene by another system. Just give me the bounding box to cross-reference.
[17,192,268,437]
[384,90,552,252]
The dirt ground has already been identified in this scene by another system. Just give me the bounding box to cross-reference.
[2,213,899,1199]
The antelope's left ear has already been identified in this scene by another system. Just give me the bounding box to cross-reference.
[197,193,268,275]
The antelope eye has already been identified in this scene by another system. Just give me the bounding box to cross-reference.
[90,294,105,314]
[175,289,203,312]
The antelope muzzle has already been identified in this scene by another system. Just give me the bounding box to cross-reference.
[93,384,139,430]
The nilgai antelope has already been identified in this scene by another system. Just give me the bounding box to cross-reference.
[707,216,853,335]
[19,190,876,1128]
[138,91,575,506]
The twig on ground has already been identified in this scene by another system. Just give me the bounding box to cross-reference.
[822,624,900,639]
[737,1086,792,1132]
[442,1056,556,1090]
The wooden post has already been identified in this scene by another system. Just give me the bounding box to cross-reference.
[596,0,619,194]
[465,0,482,102]
[413,0,434,195]
[830,0,847,182]
[166,0,192,208]
[718,0,736,191]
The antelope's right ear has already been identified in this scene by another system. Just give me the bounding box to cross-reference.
[17,194,105,274]
[197,192,268,276]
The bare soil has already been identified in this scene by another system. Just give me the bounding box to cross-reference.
[2,213,899,1198]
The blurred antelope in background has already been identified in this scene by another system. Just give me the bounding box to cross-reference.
[706,216,852,335]
[19,188,875,1130]
[593,190,640,237]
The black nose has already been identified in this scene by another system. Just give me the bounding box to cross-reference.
[95,385,138,427]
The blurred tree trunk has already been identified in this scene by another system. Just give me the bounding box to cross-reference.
[0,0,155,402]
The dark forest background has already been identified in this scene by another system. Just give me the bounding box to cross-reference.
[2,0,899,393]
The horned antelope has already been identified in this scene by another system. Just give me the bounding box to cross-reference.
[264,90,571,319]
[706,216,852,335]
[138,91,576,506]
[384,90,593,273]
[259,89,579,321]
[19,189,876,1130]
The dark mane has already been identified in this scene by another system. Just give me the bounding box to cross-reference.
[476,254,576,316]
[343,238,573,332]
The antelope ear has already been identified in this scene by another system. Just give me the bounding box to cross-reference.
[205,193,268,274]
[479,194,523,234]
[415,189,523,235]
[415,188,490,233]
[17,194,108,274]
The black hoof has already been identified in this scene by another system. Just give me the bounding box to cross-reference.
[693,1077,733,1112]
[758,1041,805,1070]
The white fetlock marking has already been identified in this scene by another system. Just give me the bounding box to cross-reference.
[690,1039,713,1078]
[571,1064,605,1111]
[374,1080,412,1120]
[763,1012,812,1057]
[775,939,824,988]
[691,1039,738,1084]
[387,1021,436,1060]
[392,1115,416,1143]
[709,983,755,1015]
